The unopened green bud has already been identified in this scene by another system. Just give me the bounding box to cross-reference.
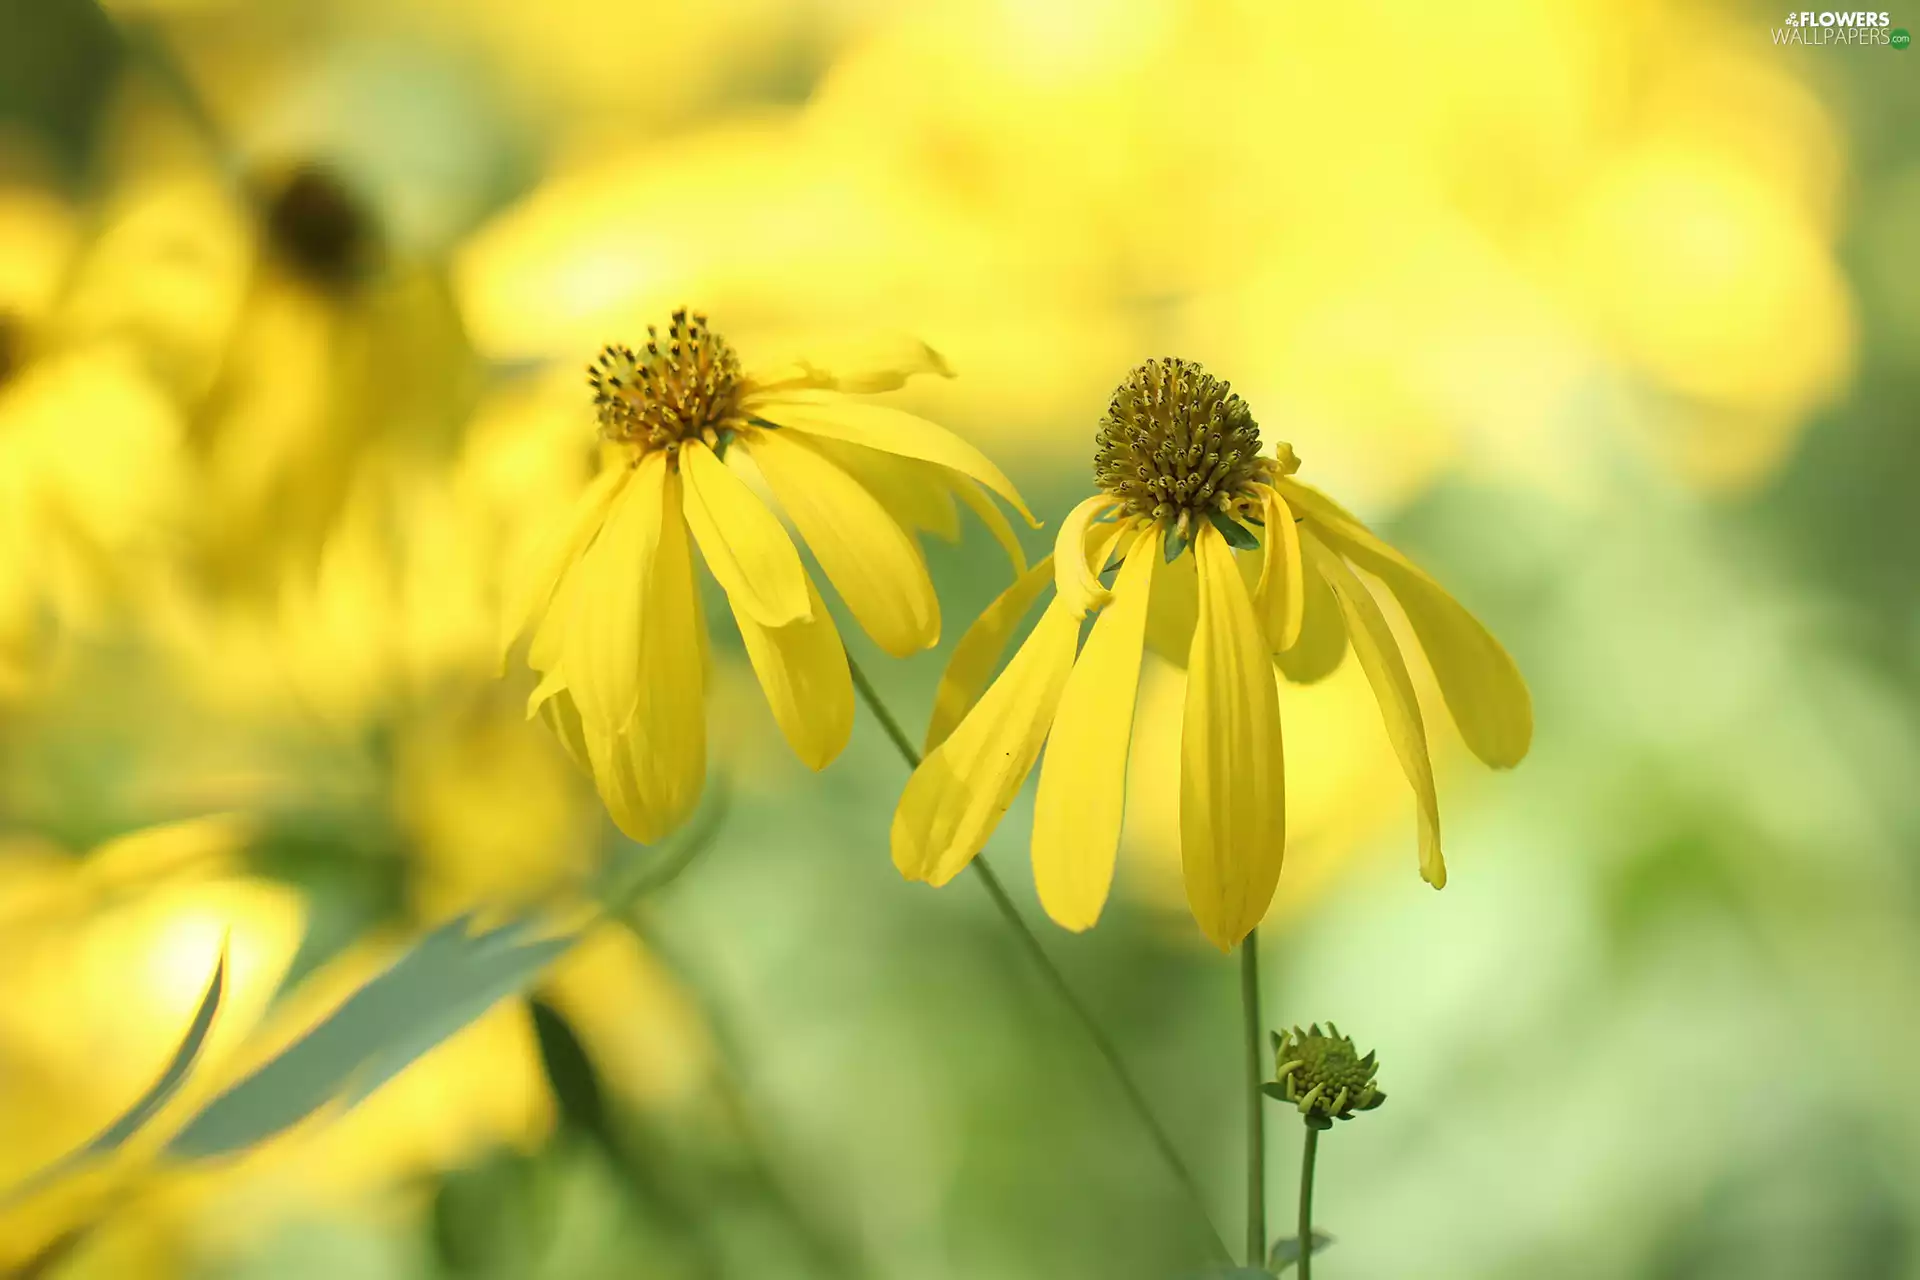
[1263,1023,1384,1130]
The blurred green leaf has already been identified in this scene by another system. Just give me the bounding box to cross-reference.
[166,914,575,1159]
[1,944,226,1202]
[433,1147,545,1278]
[1269,1230,1334,1272]
[530,998,608,1140]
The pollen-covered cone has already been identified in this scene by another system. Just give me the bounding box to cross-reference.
[891,358,1532,950]
[504,310,1036,846]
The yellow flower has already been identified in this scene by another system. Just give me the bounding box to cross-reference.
[504,308,1036,844]
[892,358,1532,951]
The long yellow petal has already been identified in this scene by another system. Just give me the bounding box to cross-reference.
[748,395,1038,527]
[924,555,1055,753]
[566,453,668,738]
[745,335,953,396]
[745,428,939,658]
[1031,535,1155,931]
[804,435,962,542]
[540,687,592,772]
[500,463,629,665]
[1053,495,1119,618]
[528,551,584,682]
[1279,479,1531,768]
[1181,522,1286,951]
[1144,536,1199,665]
[1305,532,1444,887]
[948,471,1027,576]
[612,468,707,843]
[1252,485,1305,652]
[892,600,1079,886]
[733,572,854,770]
[1274,556,1347,684]
[680,439,811,628]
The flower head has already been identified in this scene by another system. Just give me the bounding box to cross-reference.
[1265,1023,1384,1128]
[890,357,1531,950]
[504,309,1036,844]
[1093,357,1275,534]
[258,162,381,289]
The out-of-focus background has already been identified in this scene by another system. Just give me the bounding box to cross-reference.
[1,0,1916,1276]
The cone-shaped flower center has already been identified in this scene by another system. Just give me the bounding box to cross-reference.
[590,309,744,454]
[1094,357,1270,526]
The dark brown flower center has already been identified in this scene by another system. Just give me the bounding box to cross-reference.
[262,164,378,288]
[589,309,744,453]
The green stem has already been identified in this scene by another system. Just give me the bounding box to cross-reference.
[1241,931,1266,1266]
[846,654,1231,1265]
[1298,1124,1320,1280]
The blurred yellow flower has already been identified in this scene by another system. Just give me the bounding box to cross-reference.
[892,359,1531,950]
[506,308,1036,845]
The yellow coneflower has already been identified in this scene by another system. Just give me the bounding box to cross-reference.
[892,357,1531,951]
[502,308,1034,844]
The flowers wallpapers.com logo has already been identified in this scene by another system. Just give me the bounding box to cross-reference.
[1773,9,1910,43]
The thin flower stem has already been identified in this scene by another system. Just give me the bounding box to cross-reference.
[1298,1124,1320,1280]
[1241,931,1266,1266]
[845,653,1231,1265]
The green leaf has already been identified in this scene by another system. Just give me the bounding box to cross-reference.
[1207,510,1261,551]
[1269,1230,1335,1272]
[1,944,228,1202]
[166,914,576,1159]
[529,999,608,1140]
[1163,522,1188,562]
[1180,1269,1272,1278]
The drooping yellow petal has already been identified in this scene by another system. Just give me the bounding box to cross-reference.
[805,435,962,542]
[744,428,939,658]
[1252,485,1305,652]
[1144,538,1199,665]
[526,663,567,720]
[1053,495,1119,618]
[948,471,1027,576]
[748,394,1038,528]
[680,439,811,628]
[1274,557,1348,684]
[537,686,591,772]
[732,572,854,770]
[499,463,629,666]
[1031,535,1156,932]
[565,453,668,738]
[892,600,1079,886]
[527,555,582,686]
[1181,522,1286,951]
[1305,531,1444,888]
[602,468,707,844]
[924,554,1055,752]
[745,335,953,396]
[1279,479,1531,768]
